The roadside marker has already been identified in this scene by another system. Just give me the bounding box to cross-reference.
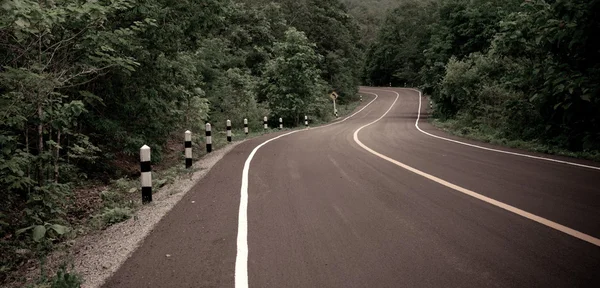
[205,123,212,153]
[227,120,232,142]
[140,145,152,203]
[185,131,192,169]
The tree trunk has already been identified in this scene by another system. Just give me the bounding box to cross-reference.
[23,129,30,199]
[37,104,44,186]
[54,130,60,183]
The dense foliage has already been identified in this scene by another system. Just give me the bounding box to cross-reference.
[341,0,403,47]
[364,0,600,153]
[0,0,361,282]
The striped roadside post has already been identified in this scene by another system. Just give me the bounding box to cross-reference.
[279,118,283,129]
[226,120,232,142]
[244,118,248,135]
[185,131,192,169]
[205,123,212,153]
[305,115,308,127]
[360,95,363,102]
[140,145,152,203]
[263,116,268,130]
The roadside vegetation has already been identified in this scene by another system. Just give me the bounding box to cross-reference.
[360,0,600,160]
[0,0,362,285]
[4,0,598,286]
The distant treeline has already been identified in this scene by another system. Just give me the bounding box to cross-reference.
[362,0,600,153]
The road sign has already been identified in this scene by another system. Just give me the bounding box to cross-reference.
[329,91,339,117]
[329,91,338,101]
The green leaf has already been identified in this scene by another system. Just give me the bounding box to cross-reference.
[15,225,35,235]
[529,94,539,102]
[553,102,563,110]
[581,94,591,102]
[49,224,69,235]
[14,18,30,28]
[32,225,46,242]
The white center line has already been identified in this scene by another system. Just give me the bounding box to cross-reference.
[353,90,600,247]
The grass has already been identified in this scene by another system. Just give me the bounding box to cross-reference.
[431,118,600,162]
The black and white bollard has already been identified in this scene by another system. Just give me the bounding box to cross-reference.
[185,131,192,169]
[305,115,308,127]
[360,95,363,102]
[263,116,268,130]
[205,123,212,153]
[244,118,248,135]
[279,117,283,129]
[140,145,152,203]
[226,120,232,142]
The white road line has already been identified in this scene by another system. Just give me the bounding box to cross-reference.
[369,88,600,171]
[235,94,379,288]
[353,91,600,247]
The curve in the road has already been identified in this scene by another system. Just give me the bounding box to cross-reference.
[354,90,600,247]
[235,94,379,288]
[369,88,600,171]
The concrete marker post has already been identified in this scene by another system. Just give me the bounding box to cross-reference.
[205,123,212,153]
[140,145,152,203]
[279,117,283,130]
[185,131,192,169]
[263,116,268,131]
[227,120,232,142]
[244,118,248,135]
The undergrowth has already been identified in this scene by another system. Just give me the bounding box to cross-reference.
[432,118,600,162]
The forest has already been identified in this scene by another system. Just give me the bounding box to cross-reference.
[362,0,600,157]
[2,0,599,285]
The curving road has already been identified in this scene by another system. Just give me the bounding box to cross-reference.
[104,88,600,288]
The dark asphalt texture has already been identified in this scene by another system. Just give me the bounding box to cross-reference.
[104,88,600,288]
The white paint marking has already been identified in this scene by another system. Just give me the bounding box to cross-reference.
[140,172,152,187]
[370,88,600,171]
[353,91,600,247]
[235,94,379,288]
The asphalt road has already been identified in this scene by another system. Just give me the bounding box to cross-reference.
[104,88,600,288]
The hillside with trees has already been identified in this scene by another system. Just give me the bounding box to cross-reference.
[364,0,600,158]
[341,0,404,47]
[0,0,361,285]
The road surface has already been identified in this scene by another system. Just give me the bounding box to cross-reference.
[104,88,600,288]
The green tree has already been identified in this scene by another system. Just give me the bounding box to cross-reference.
[260,28,327,125]
[363,0,436,86]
